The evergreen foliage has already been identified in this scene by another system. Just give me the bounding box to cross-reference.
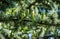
[0,0,60,39]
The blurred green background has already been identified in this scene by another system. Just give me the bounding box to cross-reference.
[0,0,60,39]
